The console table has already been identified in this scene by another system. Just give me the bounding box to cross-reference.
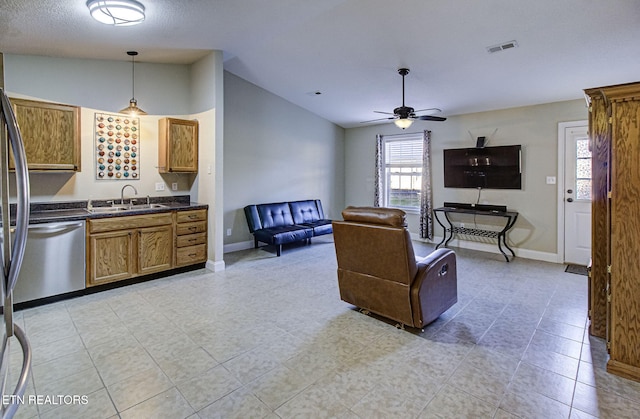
[433,206,519,262]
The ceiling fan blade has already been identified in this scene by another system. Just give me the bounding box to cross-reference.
[373,110,395,115]
[360,116,396,123]
[413,107,442,115]
[416,115,447,122]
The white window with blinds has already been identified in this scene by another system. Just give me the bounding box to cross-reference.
[382,133,423,211]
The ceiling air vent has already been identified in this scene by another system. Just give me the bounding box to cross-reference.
[487,40,519,54]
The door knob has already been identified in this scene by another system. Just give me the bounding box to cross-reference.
[567,198,574,202]
[567,189,573,194]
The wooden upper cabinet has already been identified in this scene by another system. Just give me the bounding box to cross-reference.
[158,117,199,173]
[10,98,81,171]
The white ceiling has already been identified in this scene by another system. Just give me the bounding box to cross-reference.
[1,0,639,128]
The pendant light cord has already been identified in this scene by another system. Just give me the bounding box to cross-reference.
[131,54,136,101]
[127,50,138,101]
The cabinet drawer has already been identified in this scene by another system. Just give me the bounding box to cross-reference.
[176,221,207,236]
[177,209,207,223]
[90,213,173,233]
[176,232,207,248]
[176,244,207,265]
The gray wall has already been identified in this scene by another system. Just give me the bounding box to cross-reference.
[345,99,587,258]
[223,72,345,248]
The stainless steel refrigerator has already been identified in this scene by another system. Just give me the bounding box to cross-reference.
[0,81,32,416]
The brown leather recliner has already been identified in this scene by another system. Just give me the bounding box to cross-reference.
[332,206,457,328]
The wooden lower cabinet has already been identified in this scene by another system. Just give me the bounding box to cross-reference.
[175,209,208,266]
[89,230,135,285]
[138,225,174,275]
[87,209,208,287]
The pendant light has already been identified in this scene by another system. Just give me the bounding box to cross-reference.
[86,0,146,26]
[119,51,147,116]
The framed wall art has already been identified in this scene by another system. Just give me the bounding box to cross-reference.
[94,113,140,180]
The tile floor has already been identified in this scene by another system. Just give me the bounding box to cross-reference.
[6,236,640,418]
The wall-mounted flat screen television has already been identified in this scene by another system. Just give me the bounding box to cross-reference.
[443,145,522,189]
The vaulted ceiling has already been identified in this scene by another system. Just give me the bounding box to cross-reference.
[2,0,639,128]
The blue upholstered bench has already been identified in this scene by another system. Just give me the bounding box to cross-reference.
[244,199,332,256]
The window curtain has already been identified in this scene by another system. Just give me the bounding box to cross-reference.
[374,134,383,207]
[420,130,434,239]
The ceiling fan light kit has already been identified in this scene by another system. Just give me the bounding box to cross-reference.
[87,0,146,26]
[394,118,413,129]
[362,67,446,129]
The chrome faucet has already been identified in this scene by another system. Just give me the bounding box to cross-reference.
[121,184,138,205]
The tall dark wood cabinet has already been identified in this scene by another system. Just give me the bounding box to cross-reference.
[586,82,640,382]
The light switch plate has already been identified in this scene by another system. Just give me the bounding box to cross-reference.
[155,182,165,191]
[546,176,556,185]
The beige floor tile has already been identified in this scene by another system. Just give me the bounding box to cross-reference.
[274,384,353,418]
[510,362,576,406]
[418,384,497,418]
[13,242,640,418]
[106,365,173,412]
[447,362,510,405]
[119,387,194,419]
[176,364,243,411]
[521,346,580,379]
[92,345,157,386]
[499,389,571,419]
[197,386,272,419]
[244,365,314,410]
[572,381,640,418]
[31,351,94,388]
[156,347,219,384]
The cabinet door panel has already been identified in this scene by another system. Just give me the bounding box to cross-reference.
[610,99,640,368]
[10,98,80,171]
[159,118,198,173]
[89,230,134,286]
[138,225,173,275]
[169,123,197,170]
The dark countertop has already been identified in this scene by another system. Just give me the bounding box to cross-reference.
[25,195,208,225]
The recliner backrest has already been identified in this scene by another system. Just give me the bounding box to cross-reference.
[333,207,418,285]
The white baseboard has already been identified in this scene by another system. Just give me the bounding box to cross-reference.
[206,259,226,272]
[223,240,254,254]
[224,235,559,264]
[411,233,560,263]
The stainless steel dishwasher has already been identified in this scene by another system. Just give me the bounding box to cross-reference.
[13,220,86,304]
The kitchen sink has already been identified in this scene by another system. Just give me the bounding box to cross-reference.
[88,203,168,213]
[89,205,131,213]
[131,203,168,210]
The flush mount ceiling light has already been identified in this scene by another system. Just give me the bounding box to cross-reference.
[119,51,147,116]
[87,0,145,26]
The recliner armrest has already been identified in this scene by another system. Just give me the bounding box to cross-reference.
[411,248,457,327]
[416,248,455,274]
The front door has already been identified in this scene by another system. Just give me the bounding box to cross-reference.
[563,122,591,265]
